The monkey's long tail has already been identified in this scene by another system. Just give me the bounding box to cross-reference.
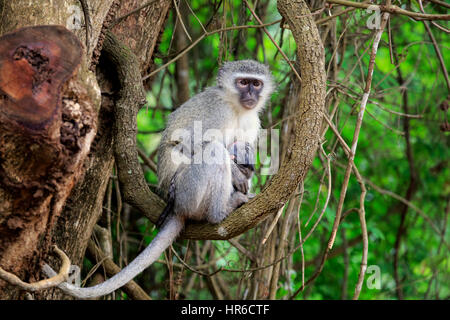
[45,215,184,299]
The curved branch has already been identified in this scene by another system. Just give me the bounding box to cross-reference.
[180,0,326,240]
[101,31,166,220]
[0,246,70,292]
[105,0,325,240]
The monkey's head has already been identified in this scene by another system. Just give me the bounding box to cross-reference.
[217,60,274,112]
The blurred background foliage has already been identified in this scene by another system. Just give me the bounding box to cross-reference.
[101,0,449,300]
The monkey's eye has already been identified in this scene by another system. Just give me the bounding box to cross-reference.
[237,79,248,87]
[252,80,262,88]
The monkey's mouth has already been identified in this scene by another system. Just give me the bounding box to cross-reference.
[241,99,257,109]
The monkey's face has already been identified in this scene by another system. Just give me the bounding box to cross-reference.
[235,78,264,110]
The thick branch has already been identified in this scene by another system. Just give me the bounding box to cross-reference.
[101,31,166,219]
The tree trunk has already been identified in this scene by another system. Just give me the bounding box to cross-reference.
[0,0,171,300]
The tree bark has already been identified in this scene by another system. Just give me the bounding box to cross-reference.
[0,0,171,299]
[0,0,107,298]
[42,0,171,300]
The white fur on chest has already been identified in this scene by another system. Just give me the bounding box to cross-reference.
[224,111,260,146]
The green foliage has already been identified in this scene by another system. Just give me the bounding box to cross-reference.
[132,0,449,300]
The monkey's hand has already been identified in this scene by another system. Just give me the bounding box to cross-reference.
[231,163,250,194]
[229,191,249,210]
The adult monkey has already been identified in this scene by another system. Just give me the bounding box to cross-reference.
[45,60,274,298]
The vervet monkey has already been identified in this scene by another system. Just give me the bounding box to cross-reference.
[45,60,274,298]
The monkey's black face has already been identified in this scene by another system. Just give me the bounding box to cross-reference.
[235,78,263,109]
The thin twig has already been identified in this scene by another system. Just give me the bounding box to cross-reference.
[228,238,256,262]
[183,0,207,33]
[142,20,282,80]
[426,0,450,9]
[316,6,356,25]
[79,0,91,52]
[351,166,368,300]
[137,148,157,173]
[328,13,389,251]
[296,182,306,293]
[173,0,192,41]
[0,245,70,292]
[302,144,332,243]
[243,0,302,83]
[326,0,450,20]
[112,0,159,27]
[262,204,285,245]
[418,0,450,91]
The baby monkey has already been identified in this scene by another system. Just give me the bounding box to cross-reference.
[229,141,255,196]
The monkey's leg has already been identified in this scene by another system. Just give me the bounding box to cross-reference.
[170,140,239,224]
[203,142,237,224]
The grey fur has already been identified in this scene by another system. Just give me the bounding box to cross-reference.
[217,60,272,88]
[46,60,273,299]
[158,60,273,194]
